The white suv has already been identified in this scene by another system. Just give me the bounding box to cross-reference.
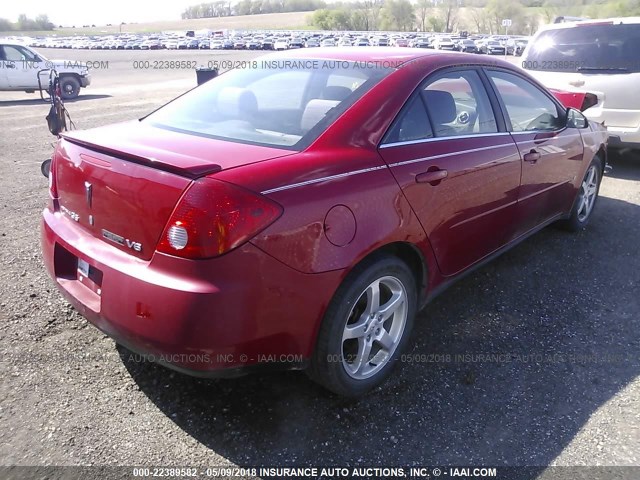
[0,41,91,99]
[521,17,640,150]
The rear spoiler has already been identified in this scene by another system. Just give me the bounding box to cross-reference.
[60,134,222,179]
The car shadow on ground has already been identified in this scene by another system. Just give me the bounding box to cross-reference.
[607,148,640,181]
[119,181,640,474]
[0,94,111,107]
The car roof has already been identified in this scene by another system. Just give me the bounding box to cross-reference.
[539,16,640,31]
[263,47,511,69]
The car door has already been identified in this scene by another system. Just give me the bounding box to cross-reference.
[485,69,585,237]
[1,45,40,89]
[378,68,522,277]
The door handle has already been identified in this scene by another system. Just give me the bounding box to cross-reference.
[5,63,15,68]
[523,150,541,163]
[416,168,448,185]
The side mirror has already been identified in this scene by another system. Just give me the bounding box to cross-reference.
[566,107,588,129]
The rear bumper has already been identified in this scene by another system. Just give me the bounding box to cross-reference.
[80,75,91,87]
[41,208,343,376]
[603,127,640,149]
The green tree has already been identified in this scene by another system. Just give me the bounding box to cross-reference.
[416,0,433,31]
[439,0,459,33]
[486,0,525,34]
[0,18,13,31]
[380,0,415,31]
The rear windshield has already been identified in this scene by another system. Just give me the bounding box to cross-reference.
[524,23,640,73]
[145,61,392,149]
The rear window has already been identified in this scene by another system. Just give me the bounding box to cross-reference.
[524,23,640,73]
[145,62,391,149]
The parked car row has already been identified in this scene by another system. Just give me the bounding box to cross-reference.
[8,31,530,55]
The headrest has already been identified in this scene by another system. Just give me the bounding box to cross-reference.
[301,99,340,133]
[323,86,352,101]
[217,87,258,119]
[422,90,457,124]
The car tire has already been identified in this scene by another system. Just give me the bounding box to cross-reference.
[60,76,81,100]
[560,155,603,231]
[308,256,417,397]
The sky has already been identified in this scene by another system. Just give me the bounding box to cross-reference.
[3,0,204,26]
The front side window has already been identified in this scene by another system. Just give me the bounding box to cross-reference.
[487,70,562,132]
[422,70,498,137]
[145,62,391,149]
[1,45,38,62]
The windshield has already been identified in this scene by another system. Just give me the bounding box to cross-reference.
[145,61,391,149]
[525,23,640,73]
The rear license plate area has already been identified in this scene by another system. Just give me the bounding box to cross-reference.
[76,257,103,295]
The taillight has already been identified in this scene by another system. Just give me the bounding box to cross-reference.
[581,93,598,112]
[156,178,282,259]
[49,154,58,199]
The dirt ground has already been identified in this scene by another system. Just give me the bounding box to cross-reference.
[1,49,639,476]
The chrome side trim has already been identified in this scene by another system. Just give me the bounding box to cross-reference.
[261,141,522,195]
[380,132,510,149]
[261,165,388,195]
[387,143,516,168]
[510,131,581,139]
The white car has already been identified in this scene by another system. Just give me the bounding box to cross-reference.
[274,40,288,51]
[521,17,640,150]
[0,41,91,99]
[434,36,455,50]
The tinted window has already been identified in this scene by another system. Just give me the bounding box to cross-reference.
[524,23,640,73]
[423,70,498,137]
[383,97,433,144]
[145,63,390,149]
[488,70,562,132]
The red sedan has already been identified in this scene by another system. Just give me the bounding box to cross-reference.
[41,48,608,396]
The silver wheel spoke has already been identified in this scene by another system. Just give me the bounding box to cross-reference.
[378,292,404,321]
[377,330,395,351]
[365,281,380,316]
[343,317,368,340]
[353,339,373,375]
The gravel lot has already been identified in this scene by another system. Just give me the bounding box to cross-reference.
[1,48,639,476]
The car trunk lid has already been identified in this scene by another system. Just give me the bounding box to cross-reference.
[55,121,295,260]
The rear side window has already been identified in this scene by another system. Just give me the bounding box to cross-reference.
[422,70,498,137]
[524,23,640,73]
[487,70,562,132]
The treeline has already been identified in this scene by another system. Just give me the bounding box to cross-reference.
[0,14,54,32]
[182,0,326,18]
[309,0,640,34]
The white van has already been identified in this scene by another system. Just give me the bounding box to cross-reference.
[521,17,640,150]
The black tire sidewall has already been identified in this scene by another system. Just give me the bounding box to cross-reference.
[310,257,417,397]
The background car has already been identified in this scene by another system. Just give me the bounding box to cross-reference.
[480,39,506,55]
[434,36,456,50]
[521,17,640,151]
[274,39,288,50]
[456,38,477,53]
